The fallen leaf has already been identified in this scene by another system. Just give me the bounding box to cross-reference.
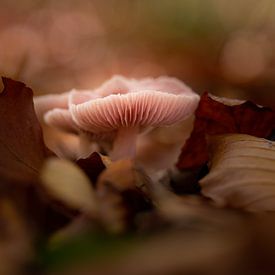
[0,78,69,235]
[0,77,52,183]
[40,158,97,215]
[200,134,275,211]
[177,93,275,169]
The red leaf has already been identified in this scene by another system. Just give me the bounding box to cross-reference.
[0,78,52,183]
[0,78,72,236]
[176,93,275,169]
[76,152,106,185]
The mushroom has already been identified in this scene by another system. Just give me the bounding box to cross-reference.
[34,91,70,121]
[36,76,200,160]
[43,90,105,158]
[34,90,100,159]
[69,76,200,160]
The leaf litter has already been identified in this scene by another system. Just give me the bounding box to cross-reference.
[1,78,275,274]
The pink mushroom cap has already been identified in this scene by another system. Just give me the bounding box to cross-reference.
[69,89,198,133]
[37,76,200,160]
[34,91,69,120]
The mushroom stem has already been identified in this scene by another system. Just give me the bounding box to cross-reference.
[111,127,139,160]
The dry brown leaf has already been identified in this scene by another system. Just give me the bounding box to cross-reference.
[0,78,53,184]
[200,134,275,211]
[177,93,275,170]
[40,158,97,215]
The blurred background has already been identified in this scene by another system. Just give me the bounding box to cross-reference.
[1,0,275,107]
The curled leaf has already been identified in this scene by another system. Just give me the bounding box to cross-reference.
[177,93,275,169]
[0,78,53,183]
[40,158,97,215]
[200,134,275,211]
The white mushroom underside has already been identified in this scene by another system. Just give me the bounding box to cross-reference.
[69,91,199,134]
